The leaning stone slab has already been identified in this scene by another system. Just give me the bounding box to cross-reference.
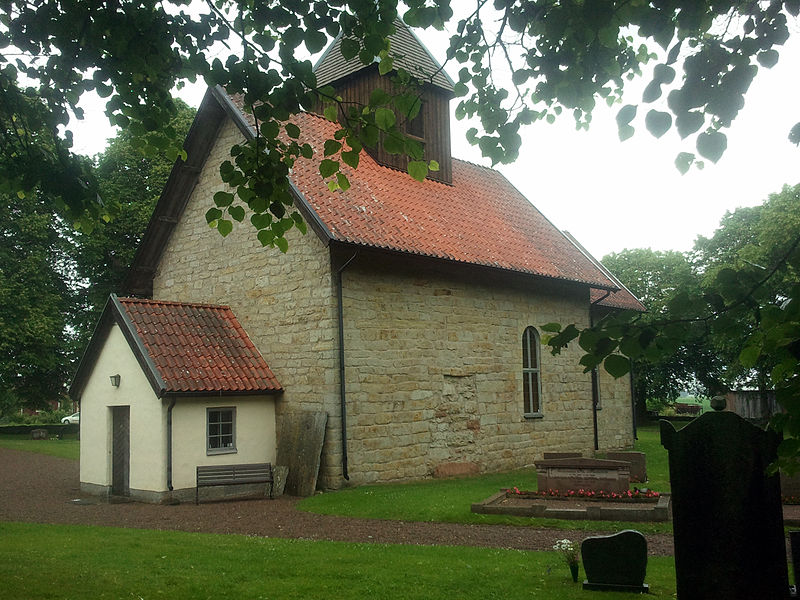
[581,529,649,593]
[606,451,647,483]
[276,411,327,497]
[535,457,631,494]
[272,466,289,497]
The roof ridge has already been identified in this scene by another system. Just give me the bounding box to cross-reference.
[118,297,232,311]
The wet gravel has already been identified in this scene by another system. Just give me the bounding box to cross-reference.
[0,447,675,555]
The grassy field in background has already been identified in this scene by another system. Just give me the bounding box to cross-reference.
[0,434,79,460]
[298,424,673,534]
[0,522,678,600]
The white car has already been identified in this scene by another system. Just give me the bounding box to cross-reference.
[61,412,80,424]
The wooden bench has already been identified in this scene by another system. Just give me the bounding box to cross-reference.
[195,463,274,504]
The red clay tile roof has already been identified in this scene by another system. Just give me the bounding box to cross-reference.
[118,297,282,394]
[591,287,646,312]
[249,108,623,290]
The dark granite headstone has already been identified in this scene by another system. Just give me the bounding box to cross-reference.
[661,403,789,599]
[276,411,327,497]
[606,451,647,483]
[581,529,648,592]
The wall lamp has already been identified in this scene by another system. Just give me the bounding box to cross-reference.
[110,374,121,387]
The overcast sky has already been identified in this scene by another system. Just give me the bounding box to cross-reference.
[72,18,799,261]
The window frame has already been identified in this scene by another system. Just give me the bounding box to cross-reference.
[522,326,543,418]
[206,407,237,455]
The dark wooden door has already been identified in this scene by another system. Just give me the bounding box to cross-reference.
[111,406,130,497]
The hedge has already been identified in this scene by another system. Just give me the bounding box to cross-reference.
[0,424,79,435]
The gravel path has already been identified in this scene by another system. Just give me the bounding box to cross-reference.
[0,447,675,556]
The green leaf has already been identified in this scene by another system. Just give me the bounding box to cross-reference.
[604,354,631,378]
[305,30,327,55]
[257,229,275,246]
[696,130,727,163]
[616,104,637,126]
[428,159,440,172]
[789,122,800,146]
[453,82,469,97]
[757,49,780,68]
[323,139,342,156]
[642,81,662,103]
[383,133,404,154]
[541,323,562,333]
[285,123,301,139]
[375,107,396,131]
[674,152,695,174]
[336,172,350,191]
[341,149,360,169]
[408,160,428,181]
[213,191,234,207]
[205,207,222,224]
[341,38,360,60]
[323,104,338,122]
[369,88,391,107]
[739,342,762,368]
[618,124,635,141]
[228,205,245,222]
[217,219,233,237]
[319,159,339,178]
[676,111,704,139]
[378,55,394,76]
[645,110,672,138]
[276,236,289,253]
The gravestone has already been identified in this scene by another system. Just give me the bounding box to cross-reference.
[535,457,630,493]
[661,400,789,599]
[581,529,649,592]
[606,451,647,483]
[30,428,47,440]
[276,411,327,497]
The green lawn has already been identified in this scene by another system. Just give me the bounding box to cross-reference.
[0,522,677,599]
[633,422,671,493]
[298,423,673,534]
[0,434,79,460]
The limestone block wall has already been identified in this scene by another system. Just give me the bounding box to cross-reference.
[596,368,635,450]
[151,118,343,487]
[339,260,620,484]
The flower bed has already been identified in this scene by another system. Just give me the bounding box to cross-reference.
[472,489,671,521]
[504,486,661,503]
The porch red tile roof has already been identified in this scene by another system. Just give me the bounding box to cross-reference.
[118,297,282,394]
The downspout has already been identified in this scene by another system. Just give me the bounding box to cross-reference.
[630,361,638,441]
[336,251,358,481]
[591,369,600,452]
[590,290,611,452]
[167,397,177,491]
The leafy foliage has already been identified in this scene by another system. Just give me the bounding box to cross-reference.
[1,1,797,249]
[72,100,196,347]
[0,190,74,409]
[601,249,721,406]
[548,184,800,470]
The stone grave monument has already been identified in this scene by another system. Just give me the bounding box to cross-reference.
[581,529,649,592]
[535,457,631,494]
[661,398,789,599]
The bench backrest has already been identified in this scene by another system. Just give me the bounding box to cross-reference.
[196,463,273,486]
